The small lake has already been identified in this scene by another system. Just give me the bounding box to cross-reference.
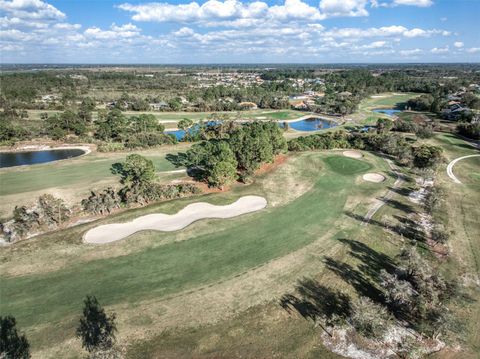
[372,108,402,116]
[282,118,337,132]
[0,149,85,168]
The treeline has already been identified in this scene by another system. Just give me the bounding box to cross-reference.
[0,107,177,149]
[288,129,443,169]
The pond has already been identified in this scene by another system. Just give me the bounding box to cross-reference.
[282,118,337,132]
[0,148,86,168]
[166,118,337,141]
[165,121,219,141]
[372,108,402,116]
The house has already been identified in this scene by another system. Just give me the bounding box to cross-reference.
[442,103,470,120]
[238,102,258,110]
[150,101,168,111]
[293,101,309,110]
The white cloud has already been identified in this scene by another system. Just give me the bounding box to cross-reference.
[393,0,433,7]
[399,48,422,56]
[453,41,464,48]
[324,25,448,39]
[466,47,480,54]
[84,23,141,40]
[119,0,374,25]
[431,46,449,54]
[0,0,65,20]
[319,0,368,17]
[54,23,81,30]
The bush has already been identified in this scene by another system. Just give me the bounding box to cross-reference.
[412,145,443,169]
[82,188,122,215]
[349,297,392,338]
[97,142,125,152]
[124,132,176,149]
[457,122,480,140]
[414,124,434,139]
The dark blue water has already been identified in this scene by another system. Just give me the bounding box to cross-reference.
[0,149,85,168]
[372,108,402,116]
[283,118,337,132]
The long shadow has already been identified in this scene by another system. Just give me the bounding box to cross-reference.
[385,198,416,214]
[345,211,426,245]
[166,152,190,168]
[387,186,413,197]
[336,238,396,281]
[280,278,351,336]
[323,256,384,303]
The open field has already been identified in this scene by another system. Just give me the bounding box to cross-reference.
[0,144,189,218]
[1,150,396,358]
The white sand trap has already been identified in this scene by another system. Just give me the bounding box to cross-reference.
[343,150,363,159]
[363,173,386,183]
[83,195,267,244]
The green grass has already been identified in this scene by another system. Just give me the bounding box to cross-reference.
[0,153,177,197]
[0,153,383,355]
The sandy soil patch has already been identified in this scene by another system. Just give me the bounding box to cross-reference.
[84,195,267,244]
[362,173,385,183]
[343,150,363,159]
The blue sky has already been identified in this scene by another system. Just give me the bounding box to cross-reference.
[1,0,479,63]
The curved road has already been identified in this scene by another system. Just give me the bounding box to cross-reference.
[446,154,480,184]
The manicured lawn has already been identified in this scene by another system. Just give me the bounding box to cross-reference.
[0,152,177,197]
[0,153,385,356]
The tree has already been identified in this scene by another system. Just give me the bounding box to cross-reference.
[0,315,30,359]
[95,109,128,141]
[349,297,392,338]
[186,140,238,188]
[76,296,117,353]
[112,154,156,187]
[412,145,443,169]
[376,118,393,133]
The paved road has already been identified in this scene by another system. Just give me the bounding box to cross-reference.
[446,154,480,184]
[362,158,404,226]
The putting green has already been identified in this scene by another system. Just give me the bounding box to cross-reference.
[0,152,379,353]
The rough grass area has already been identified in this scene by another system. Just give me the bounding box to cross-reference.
[0,151,391,358]
[0,145,189,218]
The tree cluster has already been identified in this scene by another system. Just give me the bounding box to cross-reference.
[183,121,287,187]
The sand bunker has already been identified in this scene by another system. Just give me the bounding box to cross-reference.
[343,150,363,159]
[363,173,386,183]
[83,195,267,244]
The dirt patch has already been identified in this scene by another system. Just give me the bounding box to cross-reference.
[362,173,385,183]
[343,150,363,159]
[255,154,288,176]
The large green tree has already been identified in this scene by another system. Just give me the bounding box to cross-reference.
[112,154,156,187]
[0,316,30,359]
[76,296,117,353]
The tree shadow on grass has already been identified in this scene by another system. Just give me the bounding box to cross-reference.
[345,211,426,246]
[166,152,189,168]
[280,278,351,336]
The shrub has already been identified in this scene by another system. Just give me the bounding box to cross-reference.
[97,142,125,152]
[349,297,392,338]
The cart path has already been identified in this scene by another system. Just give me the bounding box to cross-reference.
[446,154,480,184]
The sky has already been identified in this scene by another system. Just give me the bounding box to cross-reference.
[0,0,479,63]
